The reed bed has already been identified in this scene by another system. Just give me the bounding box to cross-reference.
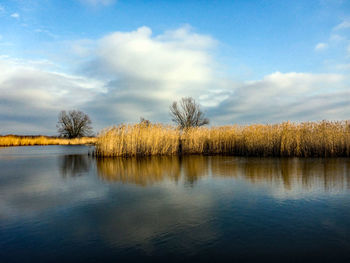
[0,135,97,147]
[95,124,180,157]
[95,121,350,157]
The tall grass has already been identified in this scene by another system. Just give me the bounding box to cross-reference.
[95,121,350,157]
[0,135,96,147]
[95,124,180,157]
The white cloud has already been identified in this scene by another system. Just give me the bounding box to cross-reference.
[0,5,4,13]
[96,26,215,86]
[333,20,350,30]
[209,71,349,124]
[0,57,105,134]
[34,28,58,39]
[329,34,345,43]
[80,26,222,125]
[156,25,217,49]
[10,12,19,19]
[335,63,350,71]
[315,42,328,51]
[70,39,96,57]
[79,0,115,6]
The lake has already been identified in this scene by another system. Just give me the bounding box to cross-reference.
[1,146,350,262]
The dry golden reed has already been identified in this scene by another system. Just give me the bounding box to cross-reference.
[95,121,350,157]
[95,123,180,157]
[0,135,96,147]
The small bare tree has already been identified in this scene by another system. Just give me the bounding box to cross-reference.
[57,110,93,138]
[170,97,209,129]
[139,117,151,126]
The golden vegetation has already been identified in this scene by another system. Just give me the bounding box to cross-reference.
[0,135,97,147]
[95,124,180,157]
[95,121,350,157]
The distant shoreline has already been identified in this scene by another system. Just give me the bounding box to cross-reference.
[0,135,97,147]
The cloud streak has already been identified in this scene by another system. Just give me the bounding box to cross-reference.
[10,13,19,19]
[333,20,350,31]
[315,42,328,51]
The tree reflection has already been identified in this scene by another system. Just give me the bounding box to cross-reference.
[59,154,91,177]
[181,155,209,186]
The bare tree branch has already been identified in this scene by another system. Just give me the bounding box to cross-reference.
[169,97,209,129]
[57,110,93,138]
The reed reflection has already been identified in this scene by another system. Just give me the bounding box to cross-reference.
[96,155,350,192]
[181,155,210,186]
[210,156,350,192]
[96,156,181,185]
[59,154,92,177]
[96,155,212,186]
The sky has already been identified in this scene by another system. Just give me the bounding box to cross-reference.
[0,0,350,135]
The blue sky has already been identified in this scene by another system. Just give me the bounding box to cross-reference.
[0,0,350,134]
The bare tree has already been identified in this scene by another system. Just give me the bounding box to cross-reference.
[139,117,151,126]
[169,97,209,129]
[57,110,93,138]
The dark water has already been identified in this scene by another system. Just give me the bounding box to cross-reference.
[1,146,350,262]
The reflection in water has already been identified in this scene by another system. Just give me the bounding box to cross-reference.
[210,156,350,193]
[181,155,210,186]
[2,146,350,262]
[96,156,181,185]
[59,154,92,177]
[96,155,211,186]
[96,155,350,192]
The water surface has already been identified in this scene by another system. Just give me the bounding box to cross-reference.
[1,146,350,262]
